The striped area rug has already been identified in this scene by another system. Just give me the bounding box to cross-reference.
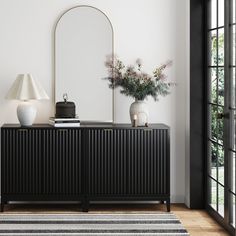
[0,213,189,235]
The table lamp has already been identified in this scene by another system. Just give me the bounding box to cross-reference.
[5,74,49,126]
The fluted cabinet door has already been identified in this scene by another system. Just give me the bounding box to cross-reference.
[87,129,127,195]
[87,128,169,197]
[1,129,42,195]
[126,129,169,195]
[42,129,82,195]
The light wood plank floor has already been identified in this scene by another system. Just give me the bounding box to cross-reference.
[0,203,230,235]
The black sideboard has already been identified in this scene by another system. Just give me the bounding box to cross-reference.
[1,124,170,212]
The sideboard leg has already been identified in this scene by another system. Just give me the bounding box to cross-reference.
[82,197,89,212]
[0,203,4,212]
[166,199,170,212]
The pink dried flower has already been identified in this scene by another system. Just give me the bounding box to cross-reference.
[159,60,173,71]
[127,65,135,72]
[136,58,142,66]
[159,74,167,80]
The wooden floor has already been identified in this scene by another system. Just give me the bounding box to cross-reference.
[0,203,230,235]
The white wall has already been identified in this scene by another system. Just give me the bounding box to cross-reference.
[0,0,189,203]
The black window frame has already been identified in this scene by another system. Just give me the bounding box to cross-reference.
[191,0,236,234]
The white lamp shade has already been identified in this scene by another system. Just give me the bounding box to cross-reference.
[5,74,49,100]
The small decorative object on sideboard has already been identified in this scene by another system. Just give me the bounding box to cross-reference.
[5,74,49,126]
[56,93,76,118]
[132,114,138,127]
[49,116,80,127]
[104,56,174,126]
[51,93,80,127]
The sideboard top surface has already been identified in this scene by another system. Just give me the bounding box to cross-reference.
[2,123,169,130]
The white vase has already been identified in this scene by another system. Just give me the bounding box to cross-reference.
[129,99,149,126]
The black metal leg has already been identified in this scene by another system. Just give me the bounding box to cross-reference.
[166,199,170,212]
[160,200,165,204]
[82,197,89,212]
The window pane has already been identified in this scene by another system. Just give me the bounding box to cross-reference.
[231,26,236,67]
[230,193,235,227]
[234,112,236,151]
[210,105,218,141]
[218,68,224,105]
[210,0,217,29]
[233,111,236,151]
[233,0,236,24]
[232,68,236,108]
[218,0,224,27]
[210,142,217,179]
[218,29,224,66]
[211,178,217,210]
[218,184,224,217]
[210,68,217,104]
[218,145,224,185]
[210,30,217,66]
[209,105,224,145]
[218,106,224,144]
[230,152,235,193]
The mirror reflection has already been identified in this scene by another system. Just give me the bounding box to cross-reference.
[55,6,113,122]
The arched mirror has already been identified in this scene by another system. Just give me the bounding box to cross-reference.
[55,6,114,122]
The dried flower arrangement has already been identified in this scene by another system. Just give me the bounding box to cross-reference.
[104,56,173,101]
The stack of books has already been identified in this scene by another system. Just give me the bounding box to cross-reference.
[49,117,80,127]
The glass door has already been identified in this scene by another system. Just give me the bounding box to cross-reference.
[229,0,236,229]
[207,0,236,233]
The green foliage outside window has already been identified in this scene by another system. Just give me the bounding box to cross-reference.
[211,33,224,167]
